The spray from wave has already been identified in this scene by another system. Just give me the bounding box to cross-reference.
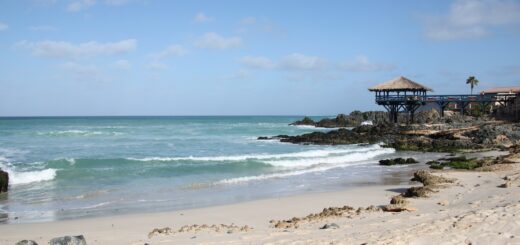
[0,160,57,185]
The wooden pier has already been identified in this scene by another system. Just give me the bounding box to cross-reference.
[369,76,517,123]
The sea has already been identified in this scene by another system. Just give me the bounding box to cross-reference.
[0,116,444,223]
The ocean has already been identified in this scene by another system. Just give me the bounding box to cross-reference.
[0,116,442,223]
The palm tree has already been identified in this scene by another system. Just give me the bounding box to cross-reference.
[466,76,479,95]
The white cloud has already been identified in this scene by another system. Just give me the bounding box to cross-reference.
[104,0,133,5]
[67,0,96,12]
[0,22,8,31]
[338,56,395,72]
[195,32,242,50]
[423,0,520,40]
[194,12,213,23]
[29,25,57,32]
[15,39,137,60]
[113,59,131,70]
[149,44,186,60]
[58,62,107,82]
[279,53,326,71]
[240,56,275,69]
[66,0,137,12]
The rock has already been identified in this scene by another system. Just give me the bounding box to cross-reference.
[0,169,8,193]
[499,181,512,188]
[379,157,418,166]
[320,223,339,229]
[411,170,454,186]
[390,195,408,205]
[289,117,316,126]
[49,235,86,245]
[404,186,434,198]
[15,240,38,245]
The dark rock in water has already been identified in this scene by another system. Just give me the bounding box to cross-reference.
[258,135,290,140]
[320,223,339,229]
[280,128,377,145]
[0,169,8,193]
[289,116,316,126]
[49,235,87,245]
[15,240,38,245]
[379,158,418,166]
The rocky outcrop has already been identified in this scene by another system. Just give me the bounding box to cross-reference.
[290,109,445,128]
[49,235,86,245]
[279,128,382,145]
[0,169,8,193]
[314,111,389,128]
[279,111,520,152]
[464,124,520,147]
[289,117,316,126]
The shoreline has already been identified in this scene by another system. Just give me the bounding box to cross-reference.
[1,146,517,244]
[0,183,417,244]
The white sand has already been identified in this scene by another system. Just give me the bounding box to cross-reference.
[1,164,520,244]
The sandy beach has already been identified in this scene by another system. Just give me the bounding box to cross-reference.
[1,152,519,244]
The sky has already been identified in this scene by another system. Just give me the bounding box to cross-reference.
[1,0,520,116]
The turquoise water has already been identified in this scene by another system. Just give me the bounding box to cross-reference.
[0,116,439,223]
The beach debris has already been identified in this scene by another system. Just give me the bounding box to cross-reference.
[271,205,381,229]
[49,235,86,245]
[320,223,339,229]
[379,157,418,166]
[148,224,252,238]
[437,200,449,206]
[15,240,38,245]
[0,169,8,193]
[381,204,417,212]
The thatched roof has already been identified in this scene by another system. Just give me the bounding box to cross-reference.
[481,86,520,94]
[368,76,433,92]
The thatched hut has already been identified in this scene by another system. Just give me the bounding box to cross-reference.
[369,76,433,95]
[369,76,432,123]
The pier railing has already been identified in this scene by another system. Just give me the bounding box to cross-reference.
[375,93,516,103]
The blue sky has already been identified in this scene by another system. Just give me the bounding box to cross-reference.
[1,0,519,116]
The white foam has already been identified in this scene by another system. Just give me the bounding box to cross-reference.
[216,146,395,185]
[0,162,57,185]
[130,145,384,162]
[37,130,122,137]
[216,162,368,185]
[265,147,395,168]
[8,168,57,185]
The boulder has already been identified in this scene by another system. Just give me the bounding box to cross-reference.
[49,235,86,245]
[15,240,38,245]
[0,169,8,193]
